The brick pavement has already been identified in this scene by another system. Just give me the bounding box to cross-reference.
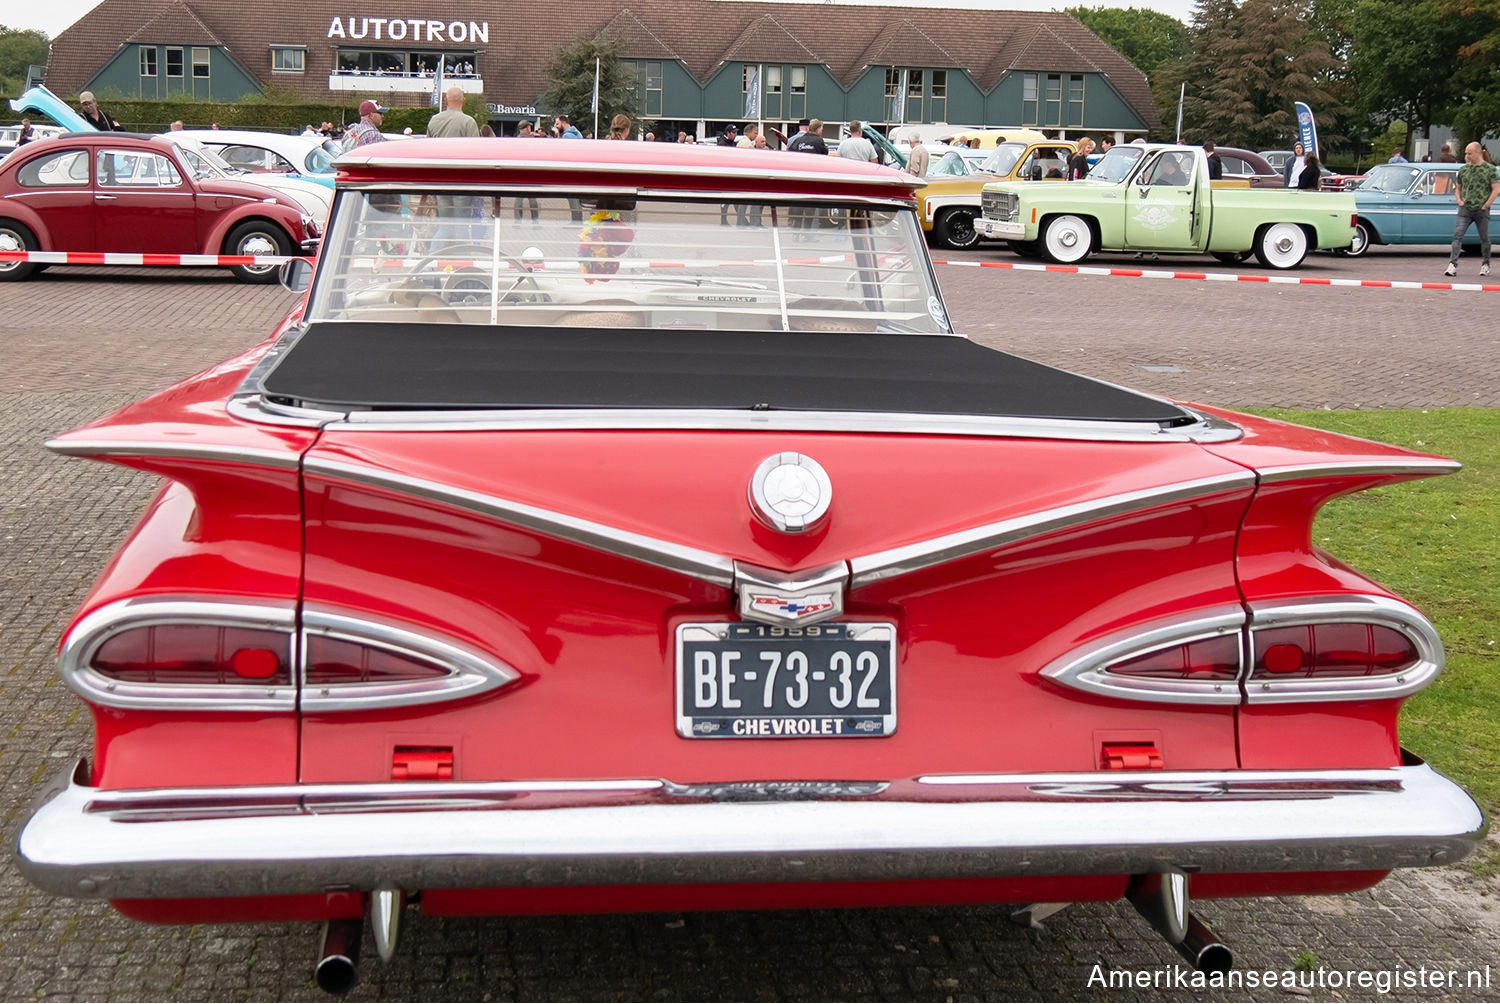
[1,259,1497,1002]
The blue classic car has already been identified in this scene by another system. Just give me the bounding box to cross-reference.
[1345,162,1480,256]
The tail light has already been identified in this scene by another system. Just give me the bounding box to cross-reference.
[1044,596,1441,705]
[61,599,517,711]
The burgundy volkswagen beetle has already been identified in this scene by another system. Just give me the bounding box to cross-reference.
[15,139,1484,992]
[0,133,319,283]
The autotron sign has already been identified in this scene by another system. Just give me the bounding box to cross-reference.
[327,16,490,43]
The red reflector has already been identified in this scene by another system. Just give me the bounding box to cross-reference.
[1105,635,1239,681]
[305,635,452,686]
[1254,623,1419,679]
[231,647,282,679]
[92,625,291,685]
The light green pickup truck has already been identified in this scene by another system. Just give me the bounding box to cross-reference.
[978,143,1355,268]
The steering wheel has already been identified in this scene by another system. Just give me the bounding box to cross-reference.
[408,245,544,306]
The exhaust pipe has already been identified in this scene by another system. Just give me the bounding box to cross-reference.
[1176,914,1233,973]
[315,917,362,995]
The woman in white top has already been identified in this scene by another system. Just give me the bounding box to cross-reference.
[1284,141,1307,188]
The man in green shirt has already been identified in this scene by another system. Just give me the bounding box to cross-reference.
[1446,141,1497,277]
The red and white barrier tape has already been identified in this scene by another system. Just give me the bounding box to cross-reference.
[3,249,1495,292]
[0,251,311,267]
[928,257,1500,292]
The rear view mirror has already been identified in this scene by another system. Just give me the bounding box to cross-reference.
[279,258,312,293]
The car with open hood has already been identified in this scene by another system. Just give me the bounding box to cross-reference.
[14,138,1484,994]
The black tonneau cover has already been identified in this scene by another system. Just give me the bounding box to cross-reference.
[261,323,1192,424]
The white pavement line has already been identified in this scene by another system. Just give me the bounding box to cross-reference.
[928,257,1499,292]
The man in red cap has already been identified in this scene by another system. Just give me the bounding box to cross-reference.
[345,100,388,149]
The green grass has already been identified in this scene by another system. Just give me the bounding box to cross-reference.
[1251,408,1500,826]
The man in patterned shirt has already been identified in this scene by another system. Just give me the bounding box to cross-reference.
[1446,141,1497,277]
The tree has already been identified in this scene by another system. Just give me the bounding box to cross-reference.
[536,35,639,136]
[1349,0,1474,144]
[1445,0,1500,141]
[0,25,48,96]
[1168,0,1347,150]
[1064,6,1192,76]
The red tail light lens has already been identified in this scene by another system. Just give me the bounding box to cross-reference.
[91,625,292,686]
[1251,623,1419,679]
[304,635,452,686]
[1105,635,1240,681]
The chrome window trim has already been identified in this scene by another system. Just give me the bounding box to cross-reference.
[59,598,300,711]
[1040,607,1248,705]
[45,438,304,470]
[303,457,738,589]
[1256,459,1462,483]
[226,394,346,428]
[337,181,915,208]
[848,472,1257,587]
[311,408,1240,443]
[300,607,519,711]
[1244,595,1444,703]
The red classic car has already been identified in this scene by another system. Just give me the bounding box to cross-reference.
[0,133,319,284]
[16,139,1485,993]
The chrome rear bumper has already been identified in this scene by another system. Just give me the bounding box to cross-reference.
[16,757,1485,901]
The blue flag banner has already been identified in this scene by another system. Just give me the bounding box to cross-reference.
[1295,101,1319,156]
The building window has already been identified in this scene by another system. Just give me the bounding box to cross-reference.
[905,68,925,122]
[271,47,305,73]
[1068,75,1084,127]
[930,69,947,123]
[789,65,806,119]
[166,47,184,78]
[192,47,210,78]
[1022,73,1038,125]
[140,48,157,77]
[1044,73,1063,127]
[645,60,662,117]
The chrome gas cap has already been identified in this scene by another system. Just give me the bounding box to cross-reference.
[748,452,832,533]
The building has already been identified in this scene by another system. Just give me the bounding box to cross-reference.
[43,0,1162,138]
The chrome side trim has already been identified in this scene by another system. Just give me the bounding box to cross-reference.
[304,457,737,589]
[848,472,1256,587]
[300,608,519,711]
[319,408,1241,443]
[1257,460,1462,483]
[44,439,303,470]
[17,758,1485,899]
[59,599,299,711]
[1040,608,1247,705]
[1244,595,1444,703]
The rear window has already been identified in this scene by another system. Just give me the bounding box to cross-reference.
[17,149,90,187]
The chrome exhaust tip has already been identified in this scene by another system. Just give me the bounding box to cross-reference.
[1177,914,1234,973]
[315,918,362,995]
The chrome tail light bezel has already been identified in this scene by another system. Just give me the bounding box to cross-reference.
[1043,595,1444,706]
[59,597,518,712]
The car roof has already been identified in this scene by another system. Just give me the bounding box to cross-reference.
[336,137,919,194]
[176,129,321,151]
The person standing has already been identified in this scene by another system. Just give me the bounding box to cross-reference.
[513,121,540,222]
[1389,147,1408,164]
[608,113,632,139]
[1203,141,1223,180]
[1445,141,1497,277]
[1296,151,1323,190]
[78,91,122,131]
[16,117,34,146]
[1099,135,1114,156]
[1283,141,1307,187]
[786,120,827,233]
[905,131,930,176]
[344,100,388,149]
[427,86,478,137]
[836,121,876,163]
[1438,143,1457,163]
[1068,138,1094,180]
[554,115,582,140]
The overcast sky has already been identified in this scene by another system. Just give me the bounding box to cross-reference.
[10,0,1196,40]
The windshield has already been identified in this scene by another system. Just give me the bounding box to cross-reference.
[170,142,232,180]
[1359,164,1421,194]
[929,151,970,177]
[1086,146,1146,184]
[980,143,1026,177]
[305,143,338,175]
[307,193,948,334]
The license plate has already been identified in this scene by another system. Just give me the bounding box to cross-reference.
[675,622,896,738]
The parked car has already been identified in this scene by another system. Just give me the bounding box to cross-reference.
[979,143,1355,267]
[1343,162,1478,256]
[15,139,1483,994]
[0,133,319,283]
[175,128,341,188]
[0,122,66,159]
[164,134,332,222]
[1213,147,1280,187]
